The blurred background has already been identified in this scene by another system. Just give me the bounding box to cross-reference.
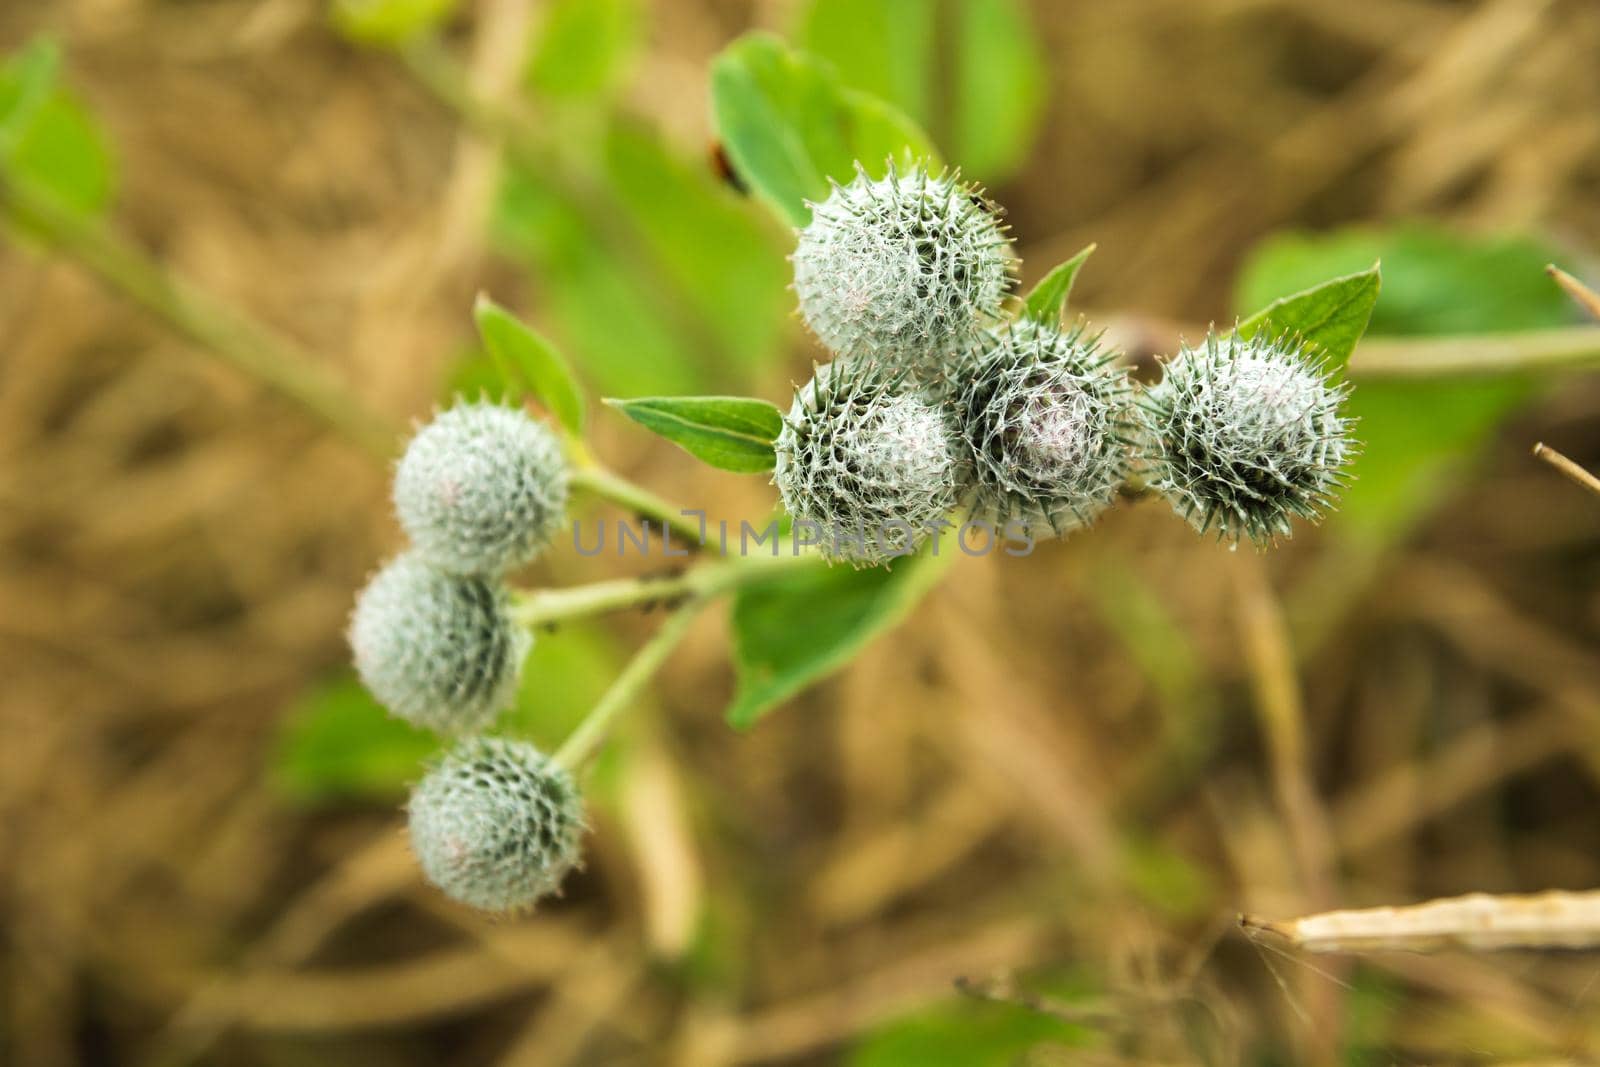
[4,0,1600,1063]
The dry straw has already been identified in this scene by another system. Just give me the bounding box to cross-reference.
[1242,890,1600,954]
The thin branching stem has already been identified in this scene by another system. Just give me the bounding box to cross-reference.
[553,598,705,771]
[514,571,698,629]
[513,548,818,629]
[0,168,400,457]
[568,464,708,548]
[0,164,730,557]
[1347,325,1600,378]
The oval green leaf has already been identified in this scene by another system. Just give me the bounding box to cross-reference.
[794,0,1045,181]
[1022,243,1096,325]
[605,395,783,473]
[525,0,640,99]
[709,32,938,228]
[727,541,953,728]
[0,38,115,222]
[1234,264,1382,372]
[474,295,587,436]
[273,673,440,803]
[331,0,457,46]
[1235,226,1576,542]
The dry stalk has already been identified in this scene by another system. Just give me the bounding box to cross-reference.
[1242,890,1600,954]
[1533,443,1600,499]
[1547,264,1600,321]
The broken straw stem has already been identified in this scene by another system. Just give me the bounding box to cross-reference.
[1533,442,1600,498]
[1241,889,1600,954]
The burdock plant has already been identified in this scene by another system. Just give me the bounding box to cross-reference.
[338,153,1368,911]
[956,319,1138,537]
[349,552,529,735]
[792,164,1014,385]
[1142,333,1354,544]
[394,401,569,576]
[407,737,585,912]
[773,361,965,564]
[304,60,1375,910]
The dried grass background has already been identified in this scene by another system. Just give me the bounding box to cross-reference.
[4,0,1600,1063]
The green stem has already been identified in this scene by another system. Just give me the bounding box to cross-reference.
[553,598,706,770]
[0,169,399,458]
[514,570,697,628]
[569,465,708,548]
[513,548,817,629]
[1349,326,1600,378]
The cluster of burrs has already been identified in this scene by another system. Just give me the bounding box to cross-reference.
[349,402,585,912]
[343,161,1358,915]
[778,162,1355,562]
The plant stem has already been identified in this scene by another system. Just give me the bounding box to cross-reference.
[514,571,697,628]
[1347,325,1600,378]
[1533,442,1600,498]
[569,464,708,548]
[0,169,399,458]
[513,548,817,629]
[1547,264,1600,321]
[553,598,706,770]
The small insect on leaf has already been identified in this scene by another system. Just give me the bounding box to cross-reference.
[708,140,747,194]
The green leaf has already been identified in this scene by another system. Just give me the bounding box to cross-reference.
[1234,264,1381,372]
[949,0,1047,180]
[503,624,624,751]
[1337,378,1533,536]
[794,0,1045,181]
[1234,225,1577,541]
[1022,243,1096,325]
[0,39,114,221]
[794,0,932,133]
[1341,968,1407,1063]
[1236,225,1573,339]
[0,39,58,151]
[525,0,641,98]
[494,122,788,396]
[331,0,456,45]
[605,395,782,473]
[496,168,706,395]
[441,346,514,404]
[274,628,622,804]
[709,33,938,227]
[727,544,953,728]
[601,122,789,377]
[273,673,440,803]
[473,295,586,435]
[849,977,1091,1066]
